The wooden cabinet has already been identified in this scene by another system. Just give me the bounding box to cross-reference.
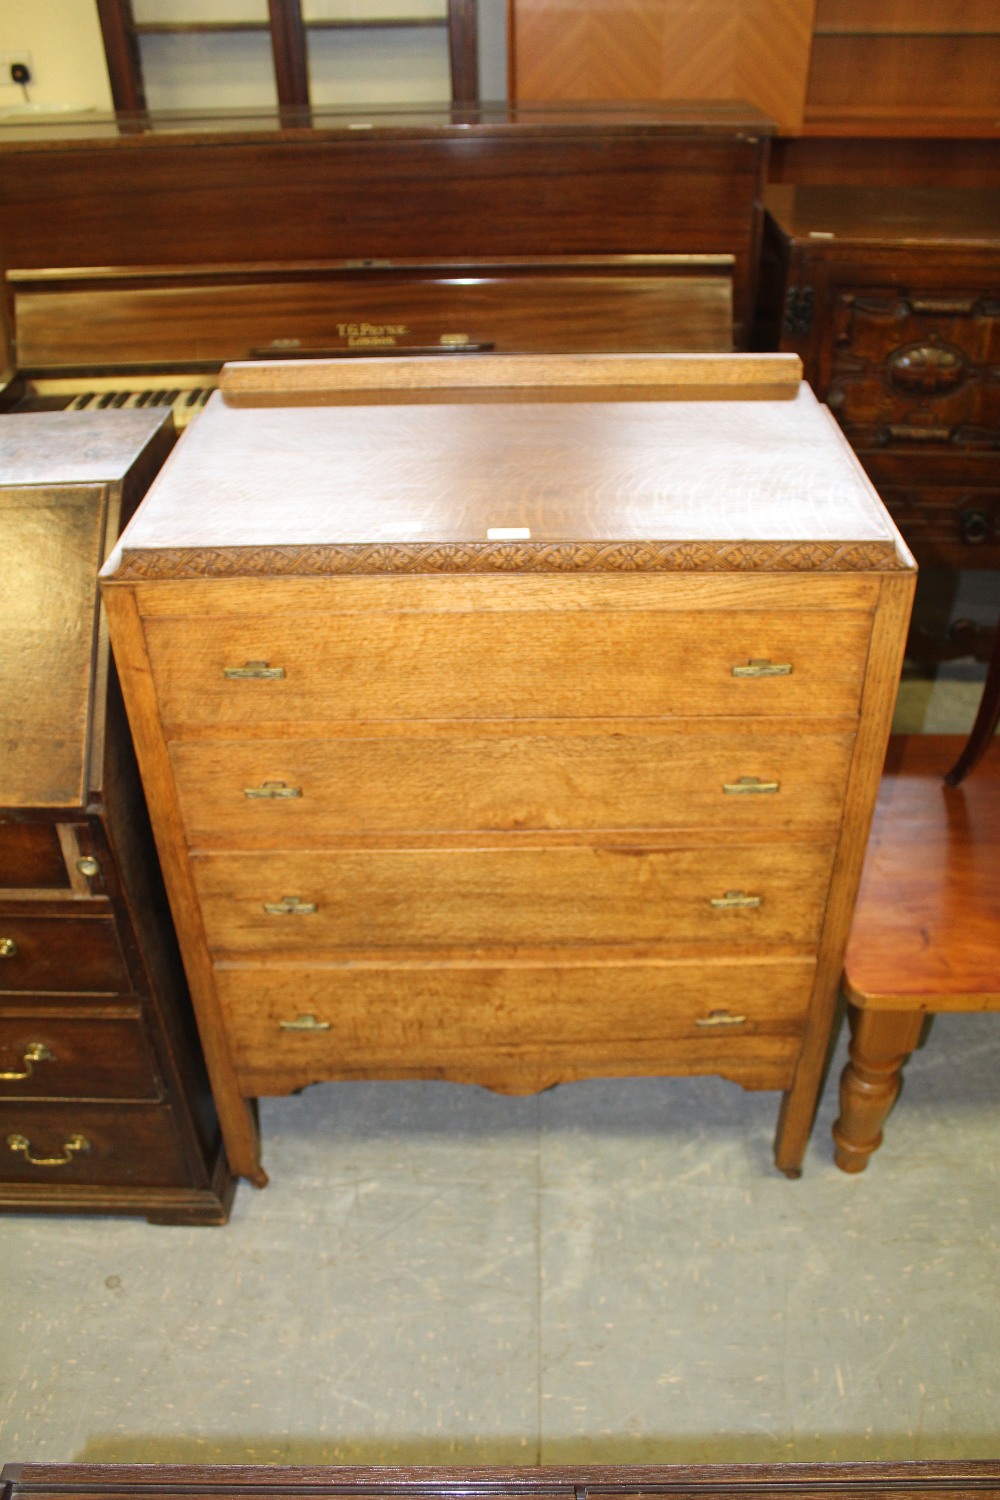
[99,352,915,1185]
[0,410,235,1223]
[758,185,1000,584]
[509,0,1000,188]
[805,0,1000,139]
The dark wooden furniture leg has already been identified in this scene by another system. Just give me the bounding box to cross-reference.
[945,623,1000,785]
[832,1005,925,1173]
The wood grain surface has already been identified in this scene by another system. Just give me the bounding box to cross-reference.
[844,734,1000,1008]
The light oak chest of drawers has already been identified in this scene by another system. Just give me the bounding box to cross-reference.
[100,353,916,1186]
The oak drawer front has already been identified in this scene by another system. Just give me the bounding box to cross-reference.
[0,1013,161,1102]
[194,844,836,953]
[144,609,872,727]
[0,917,128,994]
[0,1103,190,1187]
[216,957,816,1096]
[171,730,856,840]
[0,822,70,890]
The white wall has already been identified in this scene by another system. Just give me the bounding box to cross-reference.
[0,0,113,113]
[0,0,506,116]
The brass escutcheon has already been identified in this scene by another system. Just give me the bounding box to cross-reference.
[0,1042,54,1082]
[7,1132,90,1167]
[279,1013,331,1032]
[244,781,302,800]
[695,1011,748,1028]
[0,938,18,959]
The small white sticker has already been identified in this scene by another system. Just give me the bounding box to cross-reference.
[487,526,531,540]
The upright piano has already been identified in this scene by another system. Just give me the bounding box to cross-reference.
[0,102,773,420]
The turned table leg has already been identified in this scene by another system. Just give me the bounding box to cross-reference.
[832,1005,926,1173]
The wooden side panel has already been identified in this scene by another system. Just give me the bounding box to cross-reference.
[773,569,916,1174]
[99,582,265,1186]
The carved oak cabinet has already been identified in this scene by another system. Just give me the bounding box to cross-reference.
[0,410,235,1223]
[99,353,915,1185]
[759,185,1000,576]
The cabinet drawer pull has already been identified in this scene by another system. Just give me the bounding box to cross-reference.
[882,424,952,444]
[75,856,100,877]
[223,660,285,680]
[0,938,18,959]
[279,1013,331,1032]
[695,1010,747,1028]
[263,895,317,915]
[244,780,302,800]
[6,1132,90,1168]
[731,658,792,678]
[709,890,762,909]
[0,1042,54,1081]
[723,776,780,796]
[909,297,975,316]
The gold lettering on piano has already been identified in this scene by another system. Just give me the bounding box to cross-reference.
[337,321,409,347]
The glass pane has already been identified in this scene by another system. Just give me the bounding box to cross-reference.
[303,2,447,18]
[306,26,451,105]
[139,32,277,111]
[477,0,508,100]
[132,0,269,20]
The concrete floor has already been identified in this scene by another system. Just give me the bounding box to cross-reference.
[2,634,997,1468]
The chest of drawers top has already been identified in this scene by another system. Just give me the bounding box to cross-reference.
[101,355,909,580]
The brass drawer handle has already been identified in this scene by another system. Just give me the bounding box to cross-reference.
[709,890,762,909]
[279,1013,331,1032]
[0,938,18,959]
[263,895,317,915]
[6,1132,90,1168]
[723,776,780,796]
[695,1010,748,1028]
[731,659,792,678]
[76,856,100,877]
[244,781,302,800]
[0,1042,54,1082]
[223,660,285,680]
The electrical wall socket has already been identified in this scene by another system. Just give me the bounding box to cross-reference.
[1,51,34,86]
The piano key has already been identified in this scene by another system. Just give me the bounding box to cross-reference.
[185,388,203,406]
[70,393,95,410]
[112,391,132,406]
[97,392,119,407]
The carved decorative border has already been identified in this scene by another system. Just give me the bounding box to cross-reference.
[114,538,906,579]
